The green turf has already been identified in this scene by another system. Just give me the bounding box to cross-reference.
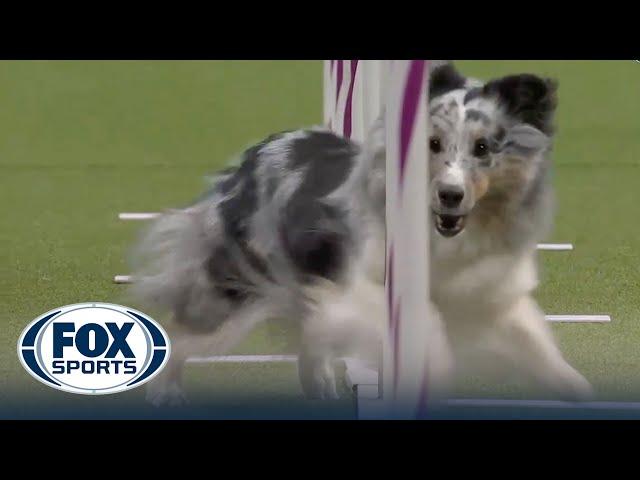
[1,60,639,417]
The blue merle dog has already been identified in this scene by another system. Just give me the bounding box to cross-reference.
[132,63,592,406]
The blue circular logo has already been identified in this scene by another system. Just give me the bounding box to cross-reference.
[17,303,171,395]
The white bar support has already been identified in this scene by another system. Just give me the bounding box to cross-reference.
[118,212,161,220]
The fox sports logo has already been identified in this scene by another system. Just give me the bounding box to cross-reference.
[18,303,170,395]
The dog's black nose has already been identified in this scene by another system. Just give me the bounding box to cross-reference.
[438,187,464,208]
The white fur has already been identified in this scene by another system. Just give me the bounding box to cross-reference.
[429,224,592,399]
[440,163,465,189]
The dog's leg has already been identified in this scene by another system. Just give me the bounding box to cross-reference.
[490,296,594,401]
[297,274,387,400]
[297,300,453,401]
[297,348,339,400]
[145,303,272,407]
[298,309,344,400]
[145,321,199,407]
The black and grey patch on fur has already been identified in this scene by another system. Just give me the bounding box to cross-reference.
[463,87,482,104]
[215,131,294,241]
[430,102,445,116]
[429,63,467,99]
[128,113,405,335]
[281,201,351,282]
[482,74,558,135]
[488,126,506,153]
[465,109,490,125]
[281,131,359,282]
[205,236,275,303]
[205,129,360,289]
[289,131,359,198]
[205,244,253,303]
[216,146,260,241]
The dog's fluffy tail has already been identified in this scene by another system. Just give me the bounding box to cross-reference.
[127,204,214,316]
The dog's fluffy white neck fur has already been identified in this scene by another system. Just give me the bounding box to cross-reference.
[430,230,538,318]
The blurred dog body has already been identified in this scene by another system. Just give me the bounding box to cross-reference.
[132,64,592,406]
[132,121,414,404]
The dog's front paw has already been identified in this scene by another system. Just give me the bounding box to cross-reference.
[146,383,189,407]
[304,373,340,400]
[298,355,341,400]
[567,377,595,402]
[554,370,595,402]
[319,375,340,400]
[299,366,340,400]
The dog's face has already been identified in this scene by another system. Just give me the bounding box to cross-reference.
[428,64,557,238]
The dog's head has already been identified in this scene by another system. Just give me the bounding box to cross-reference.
[428,63,557,238]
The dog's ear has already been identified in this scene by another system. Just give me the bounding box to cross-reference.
[429,62,467,99]
[501,124,552,157]
[483,74,558,135]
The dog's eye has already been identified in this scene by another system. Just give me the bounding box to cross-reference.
[429,137,442,153]
[473,138,489,158]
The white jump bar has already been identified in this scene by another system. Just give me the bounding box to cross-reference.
[187,354,298,364]
[546,314,610,323]
[119,213,573,251]
[537,243,573,251]
[118,212,161,220]
[113,276,609,323]
[110,280,612,326]
[113,275,133,284]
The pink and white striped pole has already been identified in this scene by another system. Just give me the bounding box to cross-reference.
[382,60,434,417]
[323,60,336,128]
[324,60,447,417]
[324,60,385,142]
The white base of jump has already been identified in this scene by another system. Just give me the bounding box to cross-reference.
[444,398,640,410]
[354,384,640,418]
[343,358,378,389]
[177,354,639,418]
[349,364,640,418]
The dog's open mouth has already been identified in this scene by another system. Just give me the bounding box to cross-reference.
[433,213,466,237]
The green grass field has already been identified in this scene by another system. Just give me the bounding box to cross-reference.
[1,60,638,418]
